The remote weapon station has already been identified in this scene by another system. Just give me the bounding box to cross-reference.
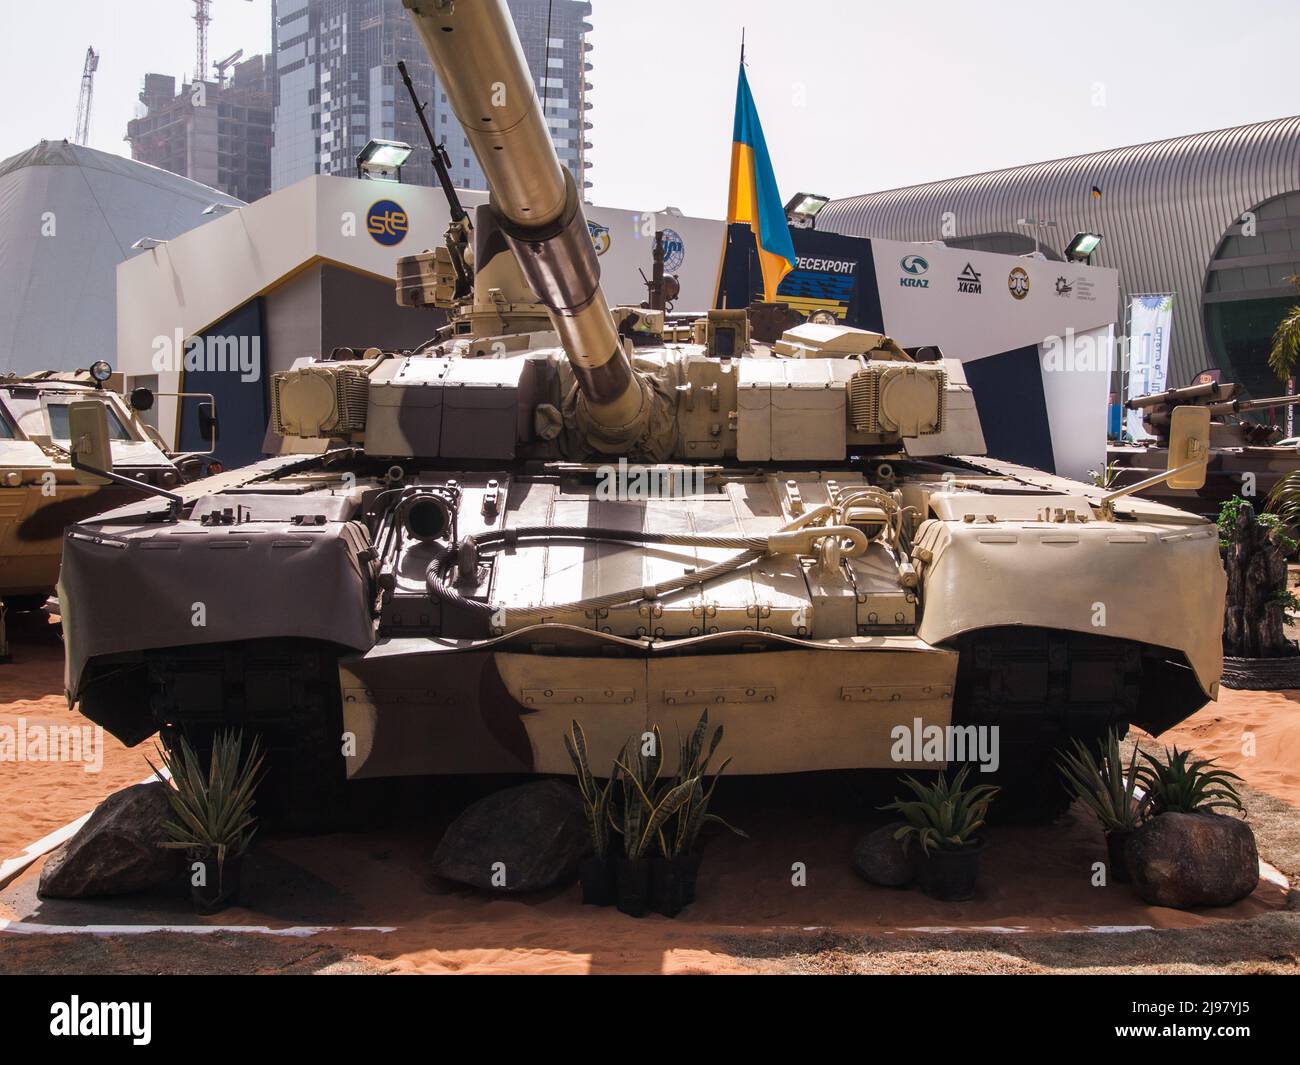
[59,0,1225,825]
[1109,378,1300,516]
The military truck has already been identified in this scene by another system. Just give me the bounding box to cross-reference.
[57,0,1225,826]
[1108,379,1300,517]
[0,364,197,656]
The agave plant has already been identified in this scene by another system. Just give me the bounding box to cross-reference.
[149,729,265,870]
[563,720,616,859]
[880,765,999,856]
[1057,727,1141,832]
[665,710,746,857]
[1135,745,1245,817]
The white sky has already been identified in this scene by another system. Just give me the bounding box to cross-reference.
[1,0,1296,219]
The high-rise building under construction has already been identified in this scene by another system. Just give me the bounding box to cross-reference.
[269,0,593,194]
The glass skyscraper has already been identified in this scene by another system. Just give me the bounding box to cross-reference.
[270,0,593,194]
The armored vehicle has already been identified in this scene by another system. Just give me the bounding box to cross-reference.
[59,0,1225,826]
[1108,379,1300,517]
[0,365,190,655]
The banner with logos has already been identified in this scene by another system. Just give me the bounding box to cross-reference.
[1124,294,1175,441]
[715,231,1121,477]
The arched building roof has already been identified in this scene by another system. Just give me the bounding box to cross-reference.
[821,117,1300,389]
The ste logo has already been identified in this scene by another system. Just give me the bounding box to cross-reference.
[587,220,611,256]
[366,200,409,246]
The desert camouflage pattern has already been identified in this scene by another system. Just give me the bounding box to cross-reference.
[58,0,1225,816]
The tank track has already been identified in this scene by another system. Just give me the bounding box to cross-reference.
[150,638,347,833]
[949,626,1143,822]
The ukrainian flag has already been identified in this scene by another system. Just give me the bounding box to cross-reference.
[727,64,796,302]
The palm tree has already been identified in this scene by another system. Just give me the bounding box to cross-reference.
[1267,273,1300,382]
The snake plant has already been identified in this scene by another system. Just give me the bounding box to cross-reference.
[665,710,746,856]
[563,720,616,859]
[1136,745,1244,817]
[1057,727,1141,832]
[881,765,999,856]
[615,749,696,860]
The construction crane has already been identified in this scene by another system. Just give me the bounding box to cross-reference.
[191,0,252,82]
[74,46,99,144]
[213,48,244,87]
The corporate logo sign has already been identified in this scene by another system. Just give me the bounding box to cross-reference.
[1008,266,1030,300]
[957,262,982,294]
[587,220,611,256]
[1054,276,1074,297]
[366,199,409,246]
[899,254,930,288]
[661,228,686,272]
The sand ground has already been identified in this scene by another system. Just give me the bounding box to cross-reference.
[0,610,1296,975]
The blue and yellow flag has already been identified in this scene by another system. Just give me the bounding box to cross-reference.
[726,64,796,302]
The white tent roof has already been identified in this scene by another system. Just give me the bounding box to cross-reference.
[0,140,244,375]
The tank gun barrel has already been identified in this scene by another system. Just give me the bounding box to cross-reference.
[1230,393,1300,414]
[1126,381,1235,410]
[403,0,644,434]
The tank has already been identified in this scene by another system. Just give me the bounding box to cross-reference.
[1108,379,1300,517]
[0,366,190,656]
[57,0,1226,826]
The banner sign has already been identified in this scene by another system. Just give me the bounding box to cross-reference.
[1125,294,1175,441]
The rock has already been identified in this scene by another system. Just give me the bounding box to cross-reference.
[1125,812,1259,909]
[431,779,589,893]
[853,824,917,888]
[38,782,181,898]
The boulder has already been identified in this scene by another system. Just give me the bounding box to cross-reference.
[853,824,917,888]
[1125,812,1259,909]
[38,782,181,898]
[431,779,589,893]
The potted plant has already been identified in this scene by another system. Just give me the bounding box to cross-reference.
[655,710,746,914]
[1135,746,1244,817]
[613,726,695,918]
[563,720,618,906]
[1057,727,1142,882]
[150,729,264,914]
[881,765,999,901]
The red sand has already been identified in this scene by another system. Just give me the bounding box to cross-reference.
[1,616,1295,975]
[0,616,154,859]
[1151,687,1300,804]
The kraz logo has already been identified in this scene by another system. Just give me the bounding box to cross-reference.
[1054,276,1073,297]
[366,199,408,246]
[661,228,686,272]
[957,262,982,294]
[899,254,929,288]
[1008,266,1030,300]
[587,220,610,256]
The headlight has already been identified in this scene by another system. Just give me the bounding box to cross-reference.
[89,360,113,383]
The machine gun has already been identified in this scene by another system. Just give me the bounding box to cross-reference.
[395,59,473,305]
